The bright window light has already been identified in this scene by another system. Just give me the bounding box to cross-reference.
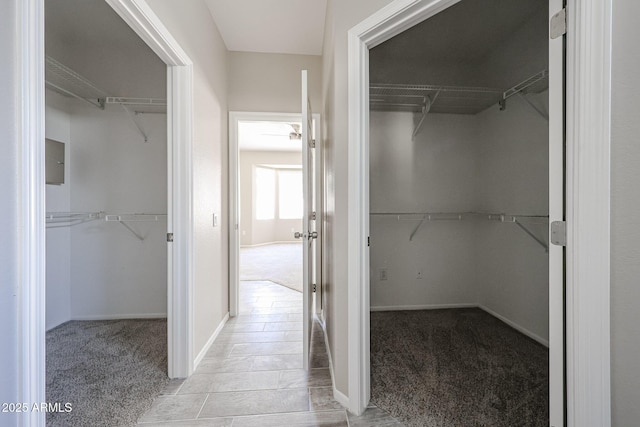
[278,170,303,219]
[255,167,275,220]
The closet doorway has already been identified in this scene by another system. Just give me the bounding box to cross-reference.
[348,0,565,425]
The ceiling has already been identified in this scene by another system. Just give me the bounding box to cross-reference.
[239,121,303,152]
[204,0,327,55]
[45,0,165,100]
[370,0,548,88]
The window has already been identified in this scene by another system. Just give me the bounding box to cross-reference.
[278,170,303,219]
[255,167,275,220]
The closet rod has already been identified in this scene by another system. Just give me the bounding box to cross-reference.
[45,211,104,228]
[372,212,549,250]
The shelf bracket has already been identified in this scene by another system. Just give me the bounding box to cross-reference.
[517,92,549,121]
[412,92,439,140]
[116,221,145,241]
[121,104,149,142]
[514,219,548,252]
[409,216,427,241]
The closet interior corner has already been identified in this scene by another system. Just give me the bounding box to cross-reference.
[368,0,552,425]
[44,0,170,424]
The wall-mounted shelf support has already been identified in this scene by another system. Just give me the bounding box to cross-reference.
[487,213,549,252]
[120,104,149,142]
[106,98,167,143]
[371,212,548,249]
[501,70,549,121]
[104,214,167,241]
[412,91,439,140]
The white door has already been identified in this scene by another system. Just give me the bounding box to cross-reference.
[548,1,565,425]
[299,70,317,370]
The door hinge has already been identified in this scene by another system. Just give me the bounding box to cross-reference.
[309,139,316,148]
[167,232,174,242]
[550,221,566,246]
[550,7,566,39]
[368,236,370,247]
[311,211,316,220]
[312,283,316,293]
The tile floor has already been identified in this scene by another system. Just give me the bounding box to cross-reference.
[137,281,403,426]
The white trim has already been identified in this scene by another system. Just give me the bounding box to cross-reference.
[347,0,460,416]
[319,312,350,409]
[18,0,46,425]
[105,0,190,66]
[478,305,549,348]
[228,111,321,318]
[370,303,476,312]
[70,314,168,321]
[193,313,230,369]
[105,0,195,379]
[565,1,612,426]
[548,0,565,423]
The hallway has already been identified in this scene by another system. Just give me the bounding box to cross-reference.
[137,281,401,426]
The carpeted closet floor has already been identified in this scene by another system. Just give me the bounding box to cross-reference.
[46,319,168,427]
[370,308,548,427]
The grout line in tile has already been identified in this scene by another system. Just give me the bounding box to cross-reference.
[194,393,210,419]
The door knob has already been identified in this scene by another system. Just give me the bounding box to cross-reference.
[309,231,318,239]
[294,231,303,239]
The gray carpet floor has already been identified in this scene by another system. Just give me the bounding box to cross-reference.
[46,319,168,427]
[370,308,548,427]
[240,243,303,292]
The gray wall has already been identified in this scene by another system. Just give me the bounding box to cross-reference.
[611,0,640,424]
[228,51,322,114]
[321,0,395,397]
[239,150,302,246]
[147,0,230,363]
[45,96,73,330]
[369,112,479,310]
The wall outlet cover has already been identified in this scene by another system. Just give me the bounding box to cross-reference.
[379,268,388,281]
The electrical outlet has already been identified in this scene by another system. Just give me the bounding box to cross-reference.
[416,269,424,280]
[379,268,388,281]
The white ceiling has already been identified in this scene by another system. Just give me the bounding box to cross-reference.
[239,121,302,152]
[204,0,327,55]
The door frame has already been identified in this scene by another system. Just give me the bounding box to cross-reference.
[16,1,195,423]
[347,0,611,425]
[228,111,321,318]
[107,0,195,380]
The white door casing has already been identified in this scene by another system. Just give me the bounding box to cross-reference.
[347,0,611,424]
[227,111,321,319]
[106,0,195,380]
[548,0,565,424]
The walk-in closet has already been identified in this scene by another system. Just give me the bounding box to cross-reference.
[368,0,551,425]
[45,0,169,425]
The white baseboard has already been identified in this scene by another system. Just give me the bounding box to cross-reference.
[193,312,230,369]
[478,305,549,348]
[319,316,349,409]
[370,303,477,312]
[71,313,167,321]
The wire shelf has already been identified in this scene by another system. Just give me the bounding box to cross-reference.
[45,56,107,109]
